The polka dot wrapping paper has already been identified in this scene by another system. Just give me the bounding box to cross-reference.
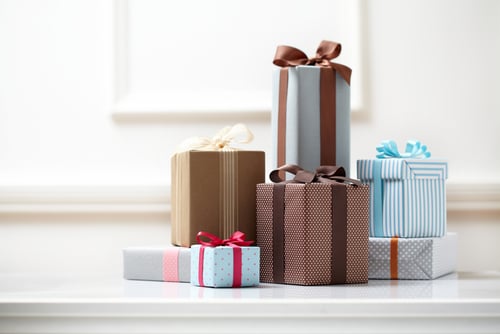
[369,233,457,280]
[190,245,260,288]
[256,182,370,286]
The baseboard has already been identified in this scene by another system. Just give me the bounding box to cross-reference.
[0,183,498,214]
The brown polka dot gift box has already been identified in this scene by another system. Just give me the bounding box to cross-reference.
[256,164,370,285]
[171,124,265,247]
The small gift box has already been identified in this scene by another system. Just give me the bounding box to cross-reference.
[271,41,352,175]
[190,231,260,288]
[171,124,265,247]
[256,165,369,286]
[123,246,191,282]
[369,233,457,280]
[357,140,448,238]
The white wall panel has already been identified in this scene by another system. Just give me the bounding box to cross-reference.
[113,0,362,114]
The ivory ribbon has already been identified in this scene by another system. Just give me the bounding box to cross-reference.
[176,123,254,152]
[373,140,431,236]
[269,164,362,284]
[273,41,352,169]
[195,231,254,287]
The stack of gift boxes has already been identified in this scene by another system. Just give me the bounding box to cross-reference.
[123,40,457,288]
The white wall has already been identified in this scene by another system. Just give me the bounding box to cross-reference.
[0,0,499,276]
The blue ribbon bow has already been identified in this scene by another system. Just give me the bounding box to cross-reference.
[376,140,431,159]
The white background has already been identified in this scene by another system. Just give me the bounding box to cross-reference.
[0,0,499,276]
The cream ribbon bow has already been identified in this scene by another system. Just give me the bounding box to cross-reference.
[176,123,254,152]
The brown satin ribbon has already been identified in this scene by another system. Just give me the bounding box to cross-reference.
[274,41,352,169]
[277,69,288,171]
[269,164,362,284]
[272,183,286,284]
[331,183,347,284]
[390,237,399,279]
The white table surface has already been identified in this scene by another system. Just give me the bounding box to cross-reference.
[1,271,499,334]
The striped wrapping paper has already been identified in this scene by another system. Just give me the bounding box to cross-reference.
[357,159,448,238]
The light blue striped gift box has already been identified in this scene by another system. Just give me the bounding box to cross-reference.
[357,159,448,238]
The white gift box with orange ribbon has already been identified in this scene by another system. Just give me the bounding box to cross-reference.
[369,233,457,280]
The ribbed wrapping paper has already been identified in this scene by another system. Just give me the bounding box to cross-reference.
[357,158,448,237]
[171,150,265,247]
[123,246,191,282]
[369,233,457,280]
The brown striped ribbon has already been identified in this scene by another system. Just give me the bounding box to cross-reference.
[390,237,399,279]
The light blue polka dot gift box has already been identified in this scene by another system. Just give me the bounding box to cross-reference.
[357,140,448,238]
[191,231,260,288]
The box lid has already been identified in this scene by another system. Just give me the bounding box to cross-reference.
[357,159,448,181]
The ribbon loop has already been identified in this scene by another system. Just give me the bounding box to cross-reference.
[269,164,363,187]
[196,231,254,247]
[376,139,431,159]
[273,40,352,84]
[176,123,254,153]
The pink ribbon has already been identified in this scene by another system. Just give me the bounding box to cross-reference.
[163,248,180,282]
[196,231,254,287]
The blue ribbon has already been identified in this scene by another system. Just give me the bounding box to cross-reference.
[376,139,431,159]
[372,140,431,236]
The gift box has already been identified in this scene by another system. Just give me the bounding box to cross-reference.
[271,41,352,176]
[123,246,191,282]
[171,124,265,247]
[256,165,369,285]
[357,140,448,238]
[190,231,260,288]
[369,233,457,280]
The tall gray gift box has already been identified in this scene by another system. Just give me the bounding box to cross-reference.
[271,41,351,176]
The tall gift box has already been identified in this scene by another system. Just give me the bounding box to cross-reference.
[369,233,457,280]
[256,165,369,285]
[357,140,448,238]
[171,124,265,247]
[123,246,191,282]
[271,40,352,175]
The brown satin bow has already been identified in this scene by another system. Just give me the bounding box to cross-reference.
[273,40,352,85]
[269,164,362,186]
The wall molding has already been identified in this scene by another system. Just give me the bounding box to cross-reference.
[1,183,499,215]
[0,186,169,214]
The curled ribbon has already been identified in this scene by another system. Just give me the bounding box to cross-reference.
[269,164,362,187]
[176,123,254,153]
[273,40,351,84]
[196,231,254,247]
[376,140,431,159]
